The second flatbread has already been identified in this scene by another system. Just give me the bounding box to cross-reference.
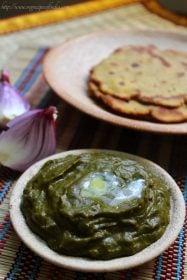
[89,81,187,123]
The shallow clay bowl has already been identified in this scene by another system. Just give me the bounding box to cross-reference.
[43,29,187,134]
[10,149,185,272]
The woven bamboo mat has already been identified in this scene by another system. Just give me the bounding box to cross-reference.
[0,0,139,34]
[0,3,187,70]
[0,0,187,34]
[0,3,187,280]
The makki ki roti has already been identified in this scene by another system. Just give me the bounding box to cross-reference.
[89,45,187,108]
[89,81,187,123]
[21,152,170,260]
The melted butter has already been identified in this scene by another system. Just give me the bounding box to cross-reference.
[80,172,145,206]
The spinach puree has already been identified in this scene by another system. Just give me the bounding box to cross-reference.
[21,152,170,260]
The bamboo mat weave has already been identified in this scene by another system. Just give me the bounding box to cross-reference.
[0,3,187,280]
[0,0,187,34]
[0,0,139,35]
[0,3,187,69]
[0,46,187,280]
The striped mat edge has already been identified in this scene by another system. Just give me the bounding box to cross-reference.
[0,48,186,280]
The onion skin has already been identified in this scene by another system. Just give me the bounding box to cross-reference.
[0,70,30,126]
[0,106,57,172]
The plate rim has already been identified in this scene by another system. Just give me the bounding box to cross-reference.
[43,28,187,135]
[10,149,186,272]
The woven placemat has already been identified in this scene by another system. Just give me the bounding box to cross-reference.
[0,3,187,279]
[0,3,187,70]
[0,45,187,280]
[1,0,187,35]
[0,0,139,34]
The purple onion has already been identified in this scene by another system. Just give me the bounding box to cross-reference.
[0,70,30,126]
[0,106,57,172]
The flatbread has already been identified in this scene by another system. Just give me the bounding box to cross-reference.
[90,45,187,108]
[89,82,187,123]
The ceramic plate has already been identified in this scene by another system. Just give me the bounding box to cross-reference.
[43,29,187,134]
[10,149,185,272]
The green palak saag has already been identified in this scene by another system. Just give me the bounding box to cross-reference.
[21,152,170,260]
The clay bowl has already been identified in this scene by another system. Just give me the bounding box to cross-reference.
[10,149,185,272]
[43,29,187,134]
